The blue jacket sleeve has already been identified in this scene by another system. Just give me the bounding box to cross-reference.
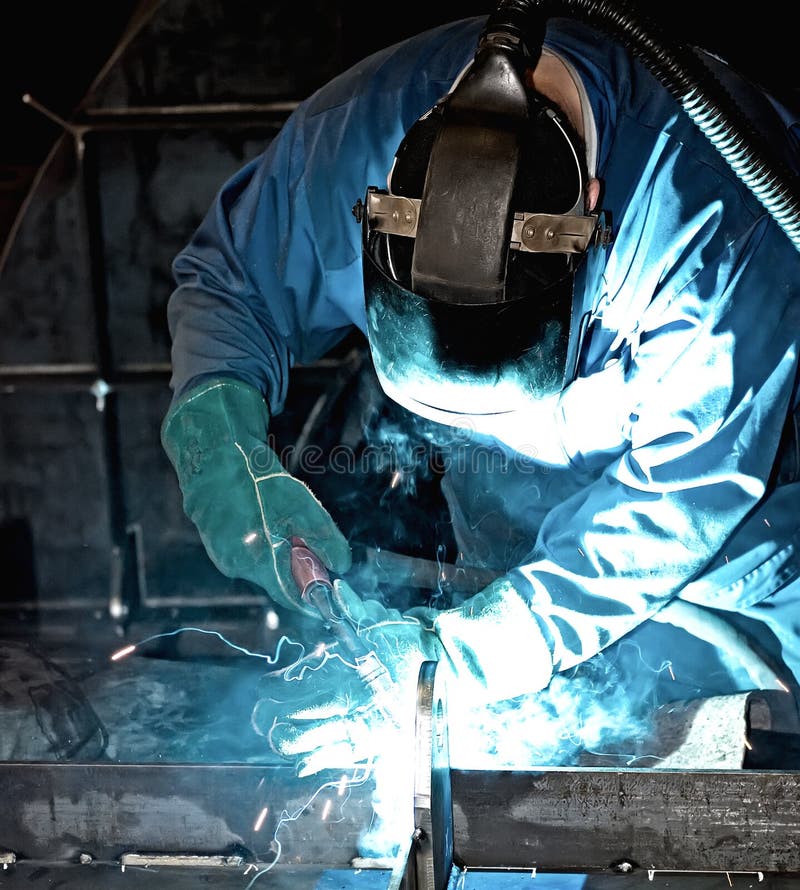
[165,18,484,411]
[166,105,365,411]
[512,212,800,673]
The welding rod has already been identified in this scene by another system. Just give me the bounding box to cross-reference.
[348,543,499,597]
[289,536,401,726]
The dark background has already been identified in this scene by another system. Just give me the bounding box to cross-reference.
[0,3,794,177]
[0,2,505,245]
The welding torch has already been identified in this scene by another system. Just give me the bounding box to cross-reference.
[289,536,401,727]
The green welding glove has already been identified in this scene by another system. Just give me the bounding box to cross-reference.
[255,575,553,776]
[161,376,351,617]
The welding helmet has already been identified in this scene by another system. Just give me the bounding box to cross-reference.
[357,31,610,425]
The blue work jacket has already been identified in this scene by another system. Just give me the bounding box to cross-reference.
[166,17,800,679]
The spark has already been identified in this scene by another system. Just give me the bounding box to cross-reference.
[280,642,363,683]
[244,766,372,889]
[110,644,136,661]
[743,735,753,752]
[108,627,304,665]
[577,547,585,557]
[776,678,791,693]
[763,517,771,528]
[108,626,380,885]
[724,555,729,564]
[390,470,402,489]
[253,807,269,832]
[265,610,280,630]
[321,798,332,821]
[244,532,258,544]
[668,664,675,681]
[432,542,448,601]
[726,872,733,887]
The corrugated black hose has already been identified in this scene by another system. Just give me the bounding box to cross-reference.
[482,0,800,253]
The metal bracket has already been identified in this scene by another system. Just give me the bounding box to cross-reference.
[119,853,244,871]
[366,189,600,254]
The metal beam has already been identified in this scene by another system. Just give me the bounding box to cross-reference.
[2,763,800,874]
[0,762,372,867]
[450,767,800,873]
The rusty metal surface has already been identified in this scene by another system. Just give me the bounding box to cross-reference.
[0,762,372,867]
[2,762,800,874]
[0,862,391,888]
[450,767,800,873]
[3,864,800,889]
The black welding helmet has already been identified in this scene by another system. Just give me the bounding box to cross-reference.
[358,25,609,423]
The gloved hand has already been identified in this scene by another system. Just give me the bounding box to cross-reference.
[254,575,553,775]
[161,376,351,617]
[253,578,440,775]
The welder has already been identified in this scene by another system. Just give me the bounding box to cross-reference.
[160,1,800,769]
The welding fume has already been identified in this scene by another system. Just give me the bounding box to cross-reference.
[160,0,800,777]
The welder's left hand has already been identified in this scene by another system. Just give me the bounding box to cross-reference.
[252,579,441,775]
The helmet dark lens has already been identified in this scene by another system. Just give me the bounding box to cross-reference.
[363,228,570,414]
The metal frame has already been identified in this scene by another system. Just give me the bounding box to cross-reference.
[0,101,368,625]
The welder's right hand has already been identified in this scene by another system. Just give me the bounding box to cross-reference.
[160,376,351,617]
